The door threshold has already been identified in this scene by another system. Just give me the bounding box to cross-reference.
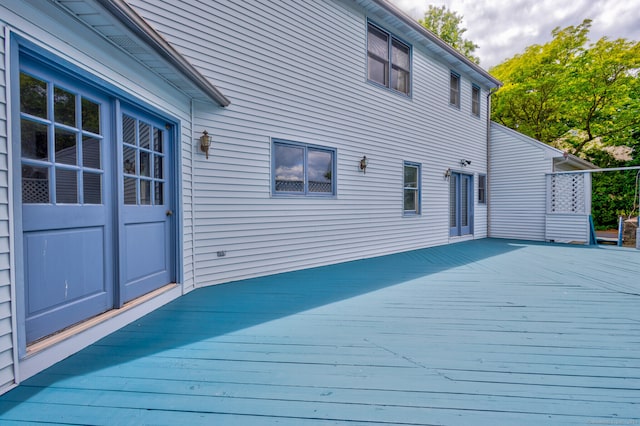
[26,283,178,357]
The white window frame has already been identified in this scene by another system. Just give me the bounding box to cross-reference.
[403,161,421,215]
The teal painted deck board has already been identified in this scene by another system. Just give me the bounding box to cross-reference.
[1,239,639,425]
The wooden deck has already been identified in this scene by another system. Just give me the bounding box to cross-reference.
[1,239,638,425]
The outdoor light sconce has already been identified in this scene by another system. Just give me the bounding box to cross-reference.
[359,156,369,174]
[200,130,212,159]
[460,159,471,167]
[444,168,451,180]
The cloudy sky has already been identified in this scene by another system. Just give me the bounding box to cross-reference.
[389,0,640,69]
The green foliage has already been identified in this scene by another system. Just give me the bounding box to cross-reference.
[588,128,640,228]
[490,19,640,153]
[418,5,479,64]
[490,20,592,143]
[490,20,640,229]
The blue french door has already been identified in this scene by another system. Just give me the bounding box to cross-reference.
[19,62,114,343]
[17,55,175,344]
[118,107,173,305]
[449,172,473,237]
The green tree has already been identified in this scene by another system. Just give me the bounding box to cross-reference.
[490,20,640,155]
[490,20,592,143]
[490,20,640,228]
[418,5,479,64]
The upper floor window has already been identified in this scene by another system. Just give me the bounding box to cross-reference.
[272,139,336,197]
[472,84,481,116]
[449,72,460,107]
[403,161,421,214]
[367,23,411,95]
[478,174,487,204]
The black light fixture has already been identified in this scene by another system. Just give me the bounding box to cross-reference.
[200,130,212,159]
[460,159,471,167]
[359,156,369,174]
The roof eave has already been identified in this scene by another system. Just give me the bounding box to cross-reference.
[365,0,502,88]
[95,0,230,107]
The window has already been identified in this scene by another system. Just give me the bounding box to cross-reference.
[403,162,421,214]
[478,174,487,204]
[472,84,481,116]
[273,140,335,196]
[367,23,411,95]
[122,114,166,205]
[449,72,460,107]
[20,71,104,205]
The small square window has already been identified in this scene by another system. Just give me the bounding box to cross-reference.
[450,72,460,107]
[273,140,336,197]
[403,162,421,214]
[472,85,481,116]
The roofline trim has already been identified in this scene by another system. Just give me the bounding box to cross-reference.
[491,122,598,170]
[97,0,230,107]
[369,0,501,88]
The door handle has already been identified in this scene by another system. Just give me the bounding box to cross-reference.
[166,210,173,217]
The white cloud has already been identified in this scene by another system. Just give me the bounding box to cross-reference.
[388,0,640,68]
[275,165,303,181]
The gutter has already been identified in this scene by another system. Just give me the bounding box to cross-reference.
[97,0,230,107]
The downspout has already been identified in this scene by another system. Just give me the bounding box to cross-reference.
[190,98,197,292]
[486,88,497,237]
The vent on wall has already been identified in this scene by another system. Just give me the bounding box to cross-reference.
[106,35,149,55]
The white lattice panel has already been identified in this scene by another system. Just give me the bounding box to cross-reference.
[549,173,586,214]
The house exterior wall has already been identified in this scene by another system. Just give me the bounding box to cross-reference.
[489,122,558,241]
[490,122,595,243]
[0,24,15,391]
[0,0,211,392]
[129,0,494,286]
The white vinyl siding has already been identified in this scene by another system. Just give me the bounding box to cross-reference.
[128,0,492,286]
[489,122,557,241]
[0,24,15,391]
[545,214,590,244]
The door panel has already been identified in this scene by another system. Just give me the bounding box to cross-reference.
[24,227,107,342]
[449,174,458,236]
[460,174,472,235]
[118,108,173,305]
[122,219,171,301]
[25,227,105,314]
[449,172,473,237]
[19,63,113,343]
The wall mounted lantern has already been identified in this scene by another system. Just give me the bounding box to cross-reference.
[444,168,451,180]
[359,156,369,174]
[200,130,212,159]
